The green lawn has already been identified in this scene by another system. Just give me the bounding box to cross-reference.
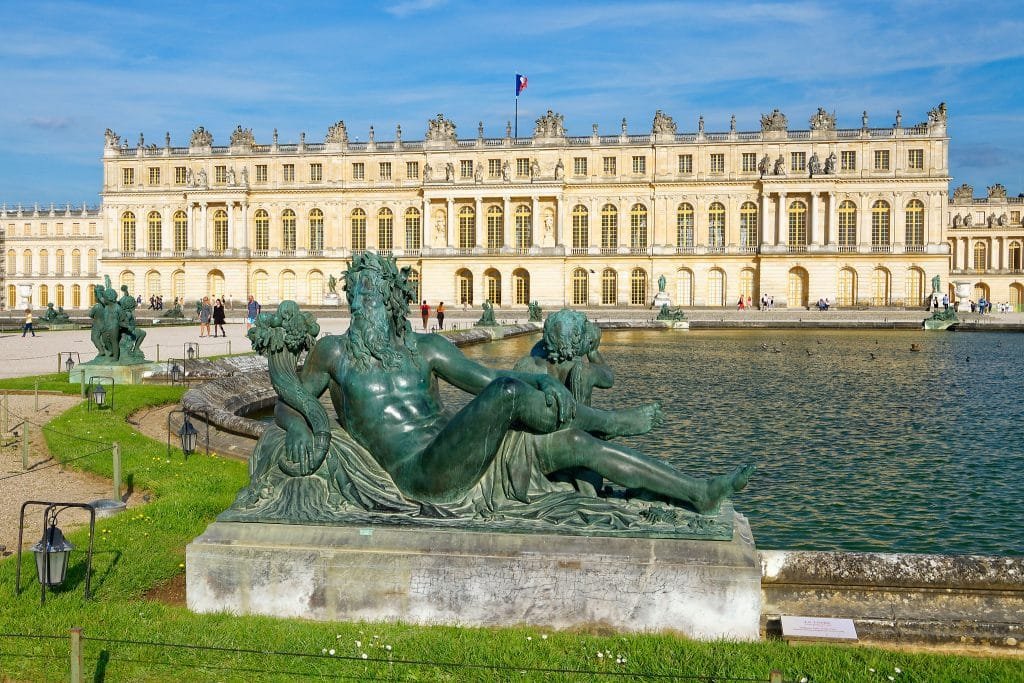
[0,377,1019,682]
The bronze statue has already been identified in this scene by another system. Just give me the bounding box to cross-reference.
[474,299,498,327]
[41,303,71,324]
[226,253,752,531]
[527,301,543,322]
[83,276,147,364]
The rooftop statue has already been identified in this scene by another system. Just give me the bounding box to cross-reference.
[230,125,255,147]
[651,110,677,136]
[533,110,566,138]
[325,120,348,144]
[189,126,213,148]
[224,253,753,535]
[84,276,147,365]
[425,114,457,144]
[987,183,1007,200]
[952,183,974,202]
[761,109,788,132]
[808,107,836,131]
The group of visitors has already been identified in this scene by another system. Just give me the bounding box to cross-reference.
[147,295,166,310]
[197,294,262,337]
[419,300,446,330]
[816,298,831,311]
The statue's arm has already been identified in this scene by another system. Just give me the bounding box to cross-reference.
[585,350,615,389]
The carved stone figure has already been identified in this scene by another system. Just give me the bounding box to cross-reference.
[809,108,836,131]
[444,162,455,182]
[757,154,770,177]
[824,152,837,175]
[927,102,948,126]
[554,158,564,180]
[196,169,208,188]
[434,212,446,240]
[425,114,457,144]
[223,254,754,531]
[226,167,236,185]
[543,213,553,236]
[502,160,511,181]
[190,126,213,147]
[964,213,973,227]
[475,163,483,182]
[760,109,788,132]
[998,213,1008,226]
[327,274,338,294]
[953,183,974,202]
[533,110,566,138]
[773,155,786,176]
[104,128,121,149]
[527,301,543,322]
[423,163,432,182]
[474,299,498,327]
[325,120,348,144]
[987,183,1007,199]
[698,115,705,134]
[230,125,255,147]
[895,110,902,128]
[808,153,822,177]
[651,110,677,136]
[240,167,249,185]
[987,213,997,228]
[530,159,540,178]
[730,114,736,132]
[185,168,194,187]
[161,302,185,319]
[862,111,869,128]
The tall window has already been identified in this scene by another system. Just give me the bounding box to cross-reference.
[147,211,162,252]
[678,154,693,174]
[147,271,162,298]
[252,271,269,302]
[904,199,924,248]
[741,153,757,173]
[707,269,725,306]
[488,159,502,178]
[874,150,890,170]
[39,284,49,306]
[601,268,617,305]
[838,201,857,250]
[973,242,988,270]
[516,158,531,177]
[740,269,755,303]
[486,206,503,251]
[405,208,421,250]
[571,205,589,253]
[283,164,295,182]
[840,151,856,171]
[871,268,890,306]
[456,270,473,305]
[458,206,476,250]
[907,149,924,170]
[172,271,185,301]
[677,203,694,250]
[631,156,646,174]
[871,200,890,251]
[280,271,296,300]
[175,167,187,185]
[513,269,530,305]
[72,285,81,308]
[572,268,589,306]
[213,209,229,251]
[39,250,49,275]
[573,157,587,176]
[351,209,367,251]
[460,160,474,179]
[254,210,269,251]
[174,211,188,252]
[23,249,33,274]
[790,152,806,172]
[514,205,532,252]
[71,249,81,275]
[602,157,616,175]
[256,165,268,182]
[788,268,808,308]
[308,272,324,305]
[676,269,693,306]
[630,204,648,253]
[121,212,136,252]
[601,204,618,253]
[310,163,323,182]
[739,202,758,249]
[6,250,16,275]
[377,208,393,252]
[88,249,97,274]
[1009,241,1022,271]
[55,250,65,275]
[309,208,324,252]
[282,209,297,251]
[215,166,227,184]
[149,167,160,185]
[708,202,725,249]
[407,161,419,179]
[630,268,648,306]
[709,153,725,173]
[905,268,923,306]
[485,270,501,305]
[407,269,420,302]
[379,162,391,180]
[788,200,808,250]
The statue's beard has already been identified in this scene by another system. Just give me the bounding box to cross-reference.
[348,305,402,370]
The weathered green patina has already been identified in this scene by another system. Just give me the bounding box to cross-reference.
[527,300,544,322]
[656,303,687,321]
[924,307,959,330]
[474,299,499,327]
[83,276,147,365]
[223,253,753,537]
[41,303,71,324]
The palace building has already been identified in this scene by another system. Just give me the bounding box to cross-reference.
[2,102,1023,311]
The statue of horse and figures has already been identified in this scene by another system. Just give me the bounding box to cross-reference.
[84,276,147,364]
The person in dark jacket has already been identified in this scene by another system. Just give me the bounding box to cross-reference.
[213,298,227,337]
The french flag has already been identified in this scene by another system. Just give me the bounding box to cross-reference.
[515,73,528,96]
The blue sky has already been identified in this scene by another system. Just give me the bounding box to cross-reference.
[1,0,1022,205]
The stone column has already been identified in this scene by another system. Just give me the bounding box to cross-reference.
[858,193,871,251]
[827,192,837,246]
[239,202,249,253]
[421,198,430,251]
[226,203,234,253]
[555,196,566,248]
[760,194,771,247]
[531,197,540,249]
[446,197,455,249]
[809,192,820,246]
[162,207,172,255]
[199,202,209,255]
[776,192,788,247]
[474,197,483,248]
[503,196,511,248]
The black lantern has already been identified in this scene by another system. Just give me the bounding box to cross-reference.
[187,346,195,360]
[170,363,183,384]
[92,383,106,407]
[64,356,75,372]
[179,417,198,456]
[31,524,74,587]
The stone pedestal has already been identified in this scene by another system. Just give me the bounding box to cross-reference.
[69,361,164,385]
[323,293,342,307]
[652,292,672,309]
[186,515,761,640]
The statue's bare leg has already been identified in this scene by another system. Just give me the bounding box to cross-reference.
[533,429,754,513]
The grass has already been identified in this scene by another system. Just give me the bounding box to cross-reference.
[0,377,1021,682]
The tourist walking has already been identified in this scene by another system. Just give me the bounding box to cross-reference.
[420,300,430,330]
[436,301,445,330]
[942,293,949,311]
[246,295,261,331]
[21,308,35,337]
[213,298,227,337]
[199,297,212,337]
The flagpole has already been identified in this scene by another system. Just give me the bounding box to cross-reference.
[514,96,518,139]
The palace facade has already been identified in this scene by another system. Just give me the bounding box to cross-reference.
[3,102,1023,311]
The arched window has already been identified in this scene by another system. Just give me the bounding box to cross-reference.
[513,269,530,305]
[630,268,648,306]
[708,202,725,249]
[55,284,65,308]
[147,211,162,252]
[905,199,924,248]
[207,270,224,299]
[837,268,857,306]
[1009,241,1022,271]
[173,210,188,252]
[55,249,65,275]
[905,267,924,306]
[39,284,49,306]
[120,271,135,293]
[282,209,297,251]
[252,270,269,303]
[254,210,270,251]
[484,268,501,305]
[740,268,755,302]
[71,249,81,275]
[630,203,648,253]
[6,249,15,275]
[121,212,136,252]
[7,285,16,309]
[838,201,857,250]
[458,206,476,250]
[405,208,422,251]
[871,200,891,251]
[973,241,988,270]
[973,282,990,304]
[600,204,618,253]
[72,284,81,308]
[280,270,296,300]
[601,268,617,305]
[23,249,32,274]
[147,270,161,298]
[39,249,49,275]
[788,200,807,250]
[788,267,808,308]
[407,268,420,302]
[309,208,325,252]
[572,268,589,306]
[707,269,725,307]
[456,269,473,305]
[487,206,504,251]
[351,208,367,251]
[514,205,532,252]
[676,203,694,251]
[172,270,185,301]
[377,208,393,252]
[213,209,229,252]
[307,271,324,305]
[871,268,890,306]
[676,269,693,306]
[87,249,97,274]
[740,202,758,250]
[571,205,589,253]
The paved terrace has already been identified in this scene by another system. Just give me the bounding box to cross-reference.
[0,306,1021,380]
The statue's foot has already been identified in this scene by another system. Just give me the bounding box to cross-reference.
[602,403,664,437]
[695,463,755,515]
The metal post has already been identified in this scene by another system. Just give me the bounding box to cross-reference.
[22,421,29,469]
[156,343,160,362]
[34,380,39,411]
[228,340,231,355]
[1,392,7,434]
[112,442,121,502]
[69,627,84,683]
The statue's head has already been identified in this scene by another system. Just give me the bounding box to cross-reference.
[343,252,418,368]
[542,309,590,363]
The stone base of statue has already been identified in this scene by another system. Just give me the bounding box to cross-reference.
[69,361,165,385]
[186,512,760,639]
[322,293,342,307]
[652,292,672,309]
[44,323,78,331]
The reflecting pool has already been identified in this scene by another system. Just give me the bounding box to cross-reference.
[447,329,1024,556]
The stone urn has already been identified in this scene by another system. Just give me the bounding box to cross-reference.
[953,280,973,312]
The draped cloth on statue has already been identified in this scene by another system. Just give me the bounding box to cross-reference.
[220,425,733,539]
